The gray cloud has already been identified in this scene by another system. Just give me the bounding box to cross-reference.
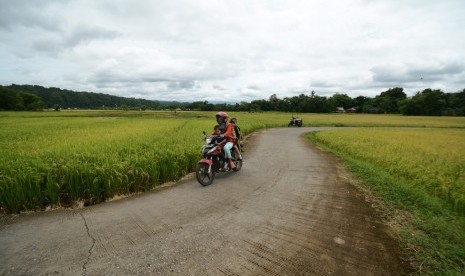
[372,62,465,84]
[0,0,64,32]
[63,25,121,48]
[33,25,121,54]
[167,80,196,90]
[89,72,172,89]
[246,85,261,91]
[1,0,465,102]
[409,63,465,79]
[213,85,226,91]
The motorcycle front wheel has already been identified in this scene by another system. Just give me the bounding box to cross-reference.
[196,163,215,186]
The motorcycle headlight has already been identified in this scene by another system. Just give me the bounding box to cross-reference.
[205,137,212,144]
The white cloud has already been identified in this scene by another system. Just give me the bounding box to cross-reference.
[1,0,464,102]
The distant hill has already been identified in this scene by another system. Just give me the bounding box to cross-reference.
[0,84,184,110]
[2,84,464,115]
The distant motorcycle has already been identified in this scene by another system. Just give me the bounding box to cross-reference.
[288,117,303,127]
[195,132,243,186]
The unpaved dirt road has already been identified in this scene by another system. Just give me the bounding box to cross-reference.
[0,127,410,275]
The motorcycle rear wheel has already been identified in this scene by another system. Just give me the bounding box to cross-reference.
[234,159,243,172]
[196,163,215,186]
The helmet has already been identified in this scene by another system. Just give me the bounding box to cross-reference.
[216,111,228,120]
[216,111,228,133]
[216,111,228,126]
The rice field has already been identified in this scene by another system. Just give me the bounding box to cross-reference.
[1,116,199,212]
[307,128,465,275]
[0,110,276,213]
[2,110,465,274]
[308,128,465,214]
[1,110,465,213]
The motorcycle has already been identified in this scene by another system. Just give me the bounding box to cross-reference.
[288,117,303,127]
[195,132,243,186]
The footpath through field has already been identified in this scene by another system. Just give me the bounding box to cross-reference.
[0,127,410,275]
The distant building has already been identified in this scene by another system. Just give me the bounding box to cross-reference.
[336,107,345,113]
[346,107,357,113]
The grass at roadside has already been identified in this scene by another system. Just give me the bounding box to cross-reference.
[0,110,284,213]
[306,129,465,275]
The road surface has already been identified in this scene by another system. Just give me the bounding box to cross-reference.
[0,127,410,275]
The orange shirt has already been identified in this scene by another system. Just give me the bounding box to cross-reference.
[223,123,236,143]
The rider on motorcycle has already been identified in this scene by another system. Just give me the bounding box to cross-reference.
[216,112,237,171]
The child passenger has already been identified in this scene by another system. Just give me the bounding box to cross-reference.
[230,118,242,160]
[212,124,221,135]
[211,125,226,146]
[211,124,227,170]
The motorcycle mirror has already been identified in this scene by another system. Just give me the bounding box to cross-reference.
[202,131,206,135]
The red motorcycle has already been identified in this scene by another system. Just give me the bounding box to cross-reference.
[195,132,243,186]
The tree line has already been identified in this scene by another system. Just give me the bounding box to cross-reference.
[0,84,179,111]
[173,87,465,116]
[1,84,464,116]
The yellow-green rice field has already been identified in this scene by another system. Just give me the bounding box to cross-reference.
[308,128,465,214]
[1,110,465,213]
[2,110,465,274]
[307,128,465,275]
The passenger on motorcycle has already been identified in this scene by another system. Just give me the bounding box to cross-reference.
[212,125,223,137]
[230,118,242,160]
[216,112,237,170]
[211,124,227,163]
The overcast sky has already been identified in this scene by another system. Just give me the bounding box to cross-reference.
[1,0,464,102]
